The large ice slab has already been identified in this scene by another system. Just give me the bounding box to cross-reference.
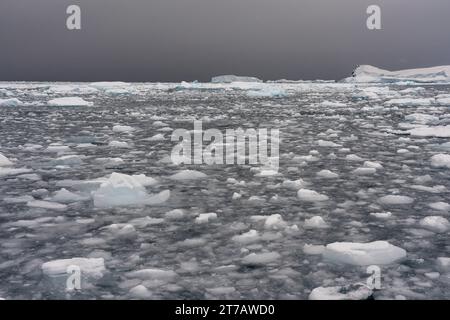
[344,65,450,83]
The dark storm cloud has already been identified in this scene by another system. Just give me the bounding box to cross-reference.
[1,0,450,82]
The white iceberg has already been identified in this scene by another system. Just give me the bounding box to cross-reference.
[345,65,450,83]
[211,75,262,83]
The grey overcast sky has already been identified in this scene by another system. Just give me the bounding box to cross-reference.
[1,0,450,82]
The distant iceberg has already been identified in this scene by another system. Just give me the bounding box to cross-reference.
[344,65,450,83]
[211,75,263,83]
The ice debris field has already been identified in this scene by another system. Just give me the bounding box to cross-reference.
[0,66,449,300]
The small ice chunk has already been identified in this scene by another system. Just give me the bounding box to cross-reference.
[232,230,260,244]
[419,216,450,233]
[353,167,376,175]
[169,170,207,180]
[281,179,305,190]
[92,172,169,208]
[346,154,364,161]
[241,252,281,265]
[27,200,67,211]
[112,125,135,133]
[195,212,217,224]
[363,161,383,169]
[430,154,450,168]
[304,216,328,229]
[309,284,372,300]
[144,133,165,141]
[378,195,414,205]
[297,189,329,202]
[322,241,407,266]
[317,170,339,179]
[428,202,450,211]
[264,214,287,230]
[108,140,130,148]
[317,140,341,147]
[129,285,152,298]
[370,212,392,219]
[164,209,185,220]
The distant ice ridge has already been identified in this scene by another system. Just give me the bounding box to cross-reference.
[344,65,450,83]
[211,75,263,83]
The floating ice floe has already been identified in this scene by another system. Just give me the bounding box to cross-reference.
[316,170,339,179]
[430,154,450,168]
[353,167,377,175]
[370,212,392,219]
[49,188,89,204]
[419,216,450,233]
[428,202,450,211]
[45,144,71,153]
[169,170,207,180]
[195,212,217,224]
[144,133,165,141]
[232,230,260,244]
[408,126,450,138]
[26,200,68,211]
[309,284,373,300]
[0,98,22,107]
[41,258,105,278]
[297,189,329,202]
[211,75,262,83]
[112,125,135,133]
[241,252,281,266]
[322,241,407,266]
[47,97,93,107]
[0,153,13,166]
[108,140,130,148]
[317,140,341,147]
[92,172,169,208]
[378,195,414,205]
